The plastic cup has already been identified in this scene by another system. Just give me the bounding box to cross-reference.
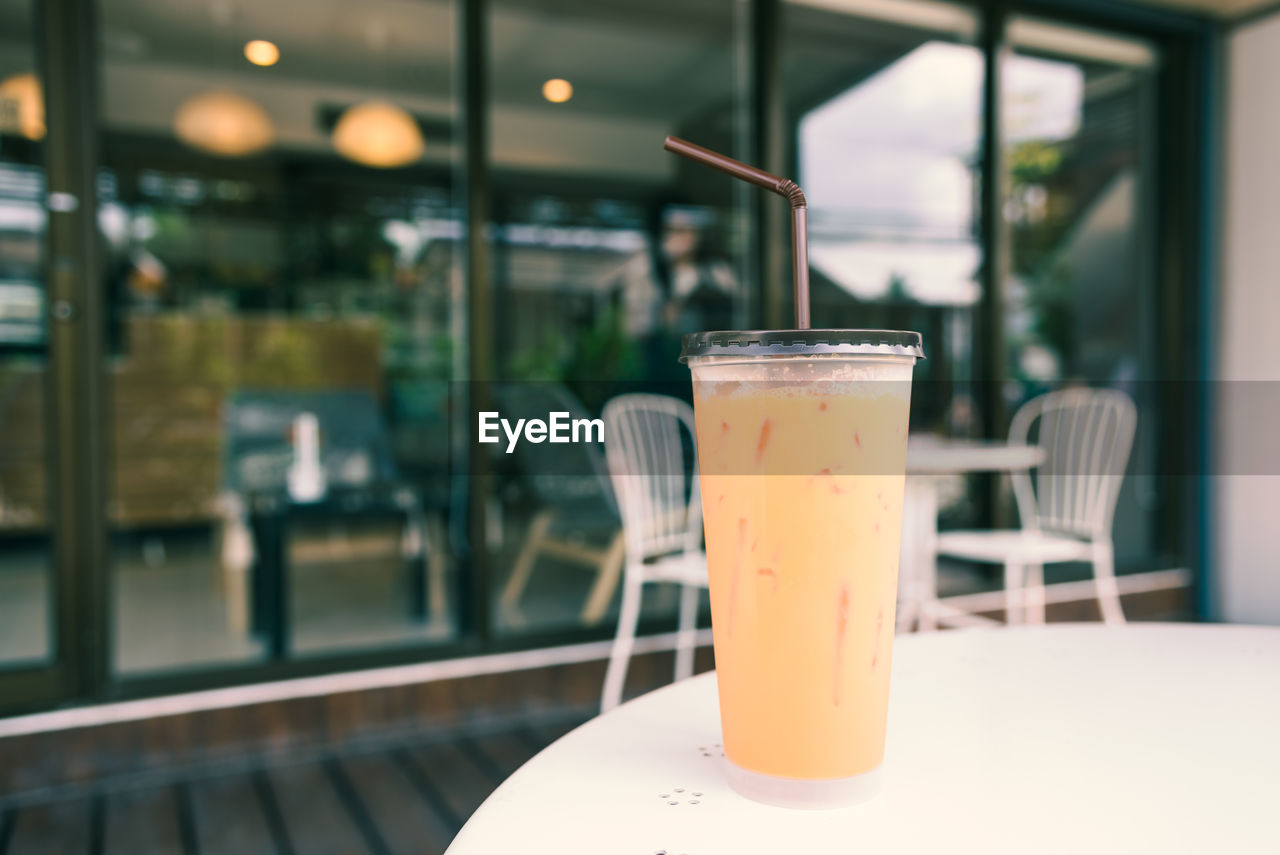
[682,329,923,809]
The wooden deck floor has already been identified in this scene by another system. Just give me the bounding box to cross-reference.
[0,715,589,855]
[0,586,1193,854]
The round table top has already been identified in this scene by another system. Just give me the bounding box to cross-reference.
[448,624,1280,854]
[906,436,1044,474]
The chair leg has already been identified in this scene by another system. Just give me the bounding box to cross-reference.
[425,512,450,628]
[895,595,918,635]
[580,530,626,626]
[499,508,555,622]
[220,507,254,635]
[225,566,250,636]
[674,582,700,682]
[1025,564,1046,625]
[400,503,428,623]
[896,480,920,633]
[915,535,941,632]
[1092,542,1126,625]
[912,479,942,632]
[1004,563,1024,626]
[601,570,644,713]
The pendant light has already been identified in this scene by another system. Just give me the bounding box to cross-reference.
[0,72,45,140]
[331,19,424,169]
[173,89,273,157]
[332,100,424,168]
[170,0,274,158]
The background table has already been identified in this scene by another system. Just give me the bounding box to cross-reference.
[900,437,1045,630]
[448,625,1280,854]
[906,436,1045,476]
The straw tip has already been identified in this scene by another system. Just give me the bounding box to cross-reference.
[663,135,680,151]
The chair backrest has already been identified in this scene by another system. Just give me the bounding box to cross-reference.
[602,394,701,562]
[493,382,617,516]
[1009,387,1137,539]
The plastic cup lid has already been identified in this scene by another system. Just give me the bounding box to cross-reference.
[680,329,924,362]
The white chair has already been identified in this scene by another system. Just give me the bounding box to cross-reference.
[936,388,1136,626]
[600,394,708,712]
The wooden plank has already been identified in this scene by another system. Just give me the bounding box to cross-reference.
[402,740,502,831]
[0,807,15,855]
[109,453,222,471]
[102,785,184,855]
[0,471,46,492]
[187,772,277,855]
[522,715,591,750]
[110,464,221,487]
[329,752,452,855]
[5,799,91,855]
[267,761,370,855]
[250,770,296,855]
[458,730,542,780]
[107,498,219,526]
[0,808,13,855]
[109,443,222,462]
[174,783,198,855]
[110,396,222,418]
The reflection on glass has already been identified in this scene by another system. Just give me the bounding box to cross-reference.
[488,0,749,636]
[98,0,462,673]
[1004,18,1157,569]
[784,0,983,539]
[1003,20,1155,389]
[785,0,982,436]
[0,0,52,668]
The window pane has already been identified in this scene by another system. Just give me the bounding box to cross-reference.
[785,0,983,436]
[97,0,463,674]
[0,0,52,668]
[784,0,986,541]
[1003,18,1158,571]
[488,0,749,637]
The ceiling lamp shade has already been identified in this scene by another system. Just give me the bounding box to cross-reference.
[331,100,424,168]
[243,39,280,67]
[0,72,45,140]
[173,89,274,157]
[541,78,573,104]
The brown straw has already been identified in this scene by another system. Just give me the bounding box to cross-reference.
[663,135,810,329]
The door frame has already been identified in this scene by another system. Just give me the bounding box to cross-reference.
[0,0,108,717]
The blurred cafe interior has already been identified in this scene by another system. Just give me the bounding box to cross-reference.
[0,0,1277,848]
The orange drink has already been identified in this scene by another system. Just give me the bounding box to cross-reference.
[683,330,921,808]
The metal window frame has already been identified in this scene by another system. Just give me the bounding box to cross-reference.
[0,0,107,716]
[0,0,1220,717]
[462,0,495,644]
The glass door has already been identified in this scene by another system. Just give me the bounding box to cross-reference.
[1002,17,1160,571]
[95,0,465,677]
[0,0,80,713]
[484,0,751,639]
[782,0,983,535]
[783,0,983,435]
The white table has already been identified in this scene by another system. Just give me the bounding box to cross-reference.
[448,625,1280,854]
[900,437,1045,631]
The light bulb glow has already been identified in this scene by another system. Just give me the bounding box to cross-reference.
[244,40,280,67]
[173,90,274,157]
[542,78,573,104]
[332,101,425,168]
[0,73,45,140]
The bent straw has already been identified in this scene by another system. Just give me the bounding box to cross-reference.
[663,135,810,329]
